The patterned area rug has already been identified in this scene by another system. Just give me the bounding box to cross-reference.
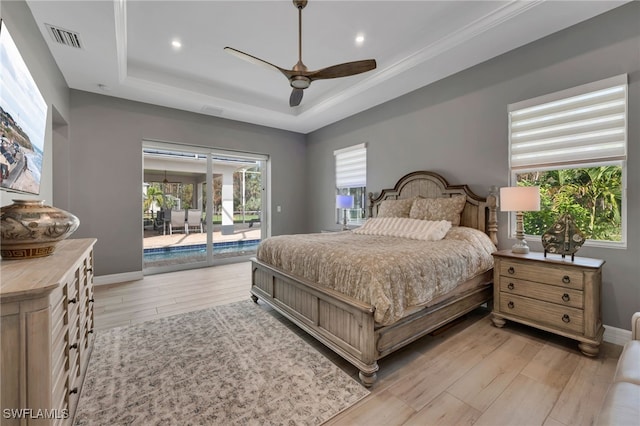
[75,300,369,425]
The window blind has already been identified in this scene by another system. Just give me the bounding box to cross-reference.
[335,143,367,188]
[509,74,627,170]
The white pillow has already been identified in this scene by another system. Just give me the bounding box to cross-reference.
[353,217,451,241]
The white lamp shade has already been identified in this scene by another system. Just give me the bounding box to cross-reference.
[500,186,541,212]
[336,195,354,209]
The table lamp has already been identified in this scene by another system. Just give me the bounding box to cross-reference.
[336,195,354,230]
[500,186,540,254]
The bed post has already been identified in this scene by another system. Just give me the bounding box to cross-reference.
[367,192,375,218]
[487,186,498,246]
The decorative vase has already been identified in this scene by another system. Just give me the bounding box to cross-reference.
[0,199,80,260]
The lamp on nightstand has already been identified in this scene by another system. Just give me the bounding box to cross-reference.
[500,186,540,254]
[336,195,354,231]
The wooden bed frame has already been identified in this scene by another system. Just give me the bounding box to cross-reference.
[251,171,498,386]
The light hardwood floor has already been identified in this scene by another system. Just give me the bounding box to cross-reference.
[94,262,622,426]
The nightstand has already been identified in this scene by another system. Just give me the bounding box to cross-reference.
[491,250,605,356]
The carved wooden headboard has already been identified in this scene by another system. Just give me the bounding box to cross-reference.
[368,171,498,244]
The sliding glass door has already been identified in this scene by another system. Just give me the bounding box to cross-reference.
[142,141,267,274]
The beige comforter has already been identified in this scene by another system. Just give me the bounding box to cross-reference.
[256,226,496,325]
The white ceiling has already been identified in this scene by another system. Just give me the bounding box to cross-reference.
[26,0,628,134]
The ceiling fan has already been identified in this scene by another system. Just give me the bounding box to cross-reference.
[224,0,377,107]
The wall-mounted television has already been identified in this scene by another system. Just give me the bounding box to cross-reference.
[0,19,48,195]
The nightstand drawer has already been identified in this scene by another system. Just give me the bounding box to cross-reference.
[499,278,583,309]
[499,261,584,290]
[499,293,584,334]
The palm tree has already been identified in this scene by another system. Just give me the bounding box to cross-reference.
[580,166,622,239]
[518,166,622,241]
[144,185,165,215]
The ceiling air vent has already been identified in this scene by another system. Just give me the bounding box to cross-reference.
[45,24,83,49]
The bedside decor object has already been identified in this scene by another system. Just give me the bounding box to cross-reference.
[336,194,354,231]
[500,186,540,254]
[542,213,585,261]
[0,199,80,259]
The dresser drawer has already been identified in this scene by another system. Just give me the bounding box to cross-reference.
[499,261,584,290]
[499,278,584,309]
[499,293,584,334]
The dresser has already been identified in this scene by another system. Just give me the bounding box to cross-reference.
[1,238,96,425]
[491,250,605,356]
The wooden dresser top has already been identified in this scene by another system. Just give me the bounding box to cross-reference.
[1,238,96,299]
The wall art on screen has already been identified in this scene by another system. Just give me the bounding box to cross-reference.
[0,19,48,195]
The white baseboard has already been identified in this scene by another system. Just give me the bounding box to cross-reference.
[94,271,143,286]
[603,324,632,346]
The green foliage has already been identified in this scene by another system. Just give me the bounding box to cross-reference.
[234,168,262,213]
[143,184,165,212]
[517,166,622,242]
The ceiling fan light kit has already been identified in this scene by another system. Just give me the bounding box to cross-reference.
[224,0,377,107]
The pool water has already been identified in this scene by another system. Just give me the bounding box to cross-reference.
[144,239,260,262]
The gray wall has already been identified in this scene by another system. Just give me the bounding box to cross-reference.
[66,91,307,276]
[305,2,639,329]
[0,0,70,207]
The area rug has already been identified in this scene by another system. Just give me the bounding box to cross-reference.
[74,300,369,425]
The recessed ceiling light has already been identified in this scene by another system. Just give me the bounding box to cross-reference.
[171,39,182,49]
[355,34,365,45]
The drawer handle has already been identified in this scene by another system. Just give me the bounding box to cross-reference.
[89,298,95,303]
[562,275,571,284]
[69,387,78,395]
[68,298,77,304]
[87,329,94,334]
[562,293,570,302]
[69,343,78,350]
[507,283,515,290]
[507,301,515,309]
[508,267,515,275]
[562,314,570,323]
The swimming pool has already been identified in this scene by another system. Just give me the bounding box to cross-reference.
[143,239,260,262]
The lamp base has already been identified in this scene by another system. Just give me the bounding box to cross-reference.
[511,239,530,254]
[511,211,530,254]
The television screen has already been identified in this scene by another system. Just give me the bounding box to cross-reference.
[0,19,48,195]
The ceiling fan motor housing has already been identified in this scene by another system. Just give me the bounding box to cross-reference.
[290,75,311,89]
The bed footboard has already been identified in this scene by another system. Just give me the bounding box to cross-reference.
[251,259,493,387]
[251,259,380,386]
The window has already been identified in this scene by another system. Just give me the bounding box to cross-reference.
[334,143,367,226]
[508,75,627,247]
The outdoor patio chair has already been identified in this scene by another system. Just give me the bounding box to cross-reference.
[187,209,203,234]
[169,209,187,234]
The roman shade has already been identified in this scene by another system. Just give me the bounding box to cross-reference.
[509,74,627,170]
[334,143,367,188]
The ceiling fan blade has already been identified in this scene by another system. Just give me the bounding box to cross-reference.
[308,59,377,81]
[224,47,290,77]
[289,88,304,107]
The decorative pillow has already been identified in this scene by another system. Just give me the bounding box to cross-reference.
[353,217,452,241]
[409,195,466,226]
[376,198,414,218]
